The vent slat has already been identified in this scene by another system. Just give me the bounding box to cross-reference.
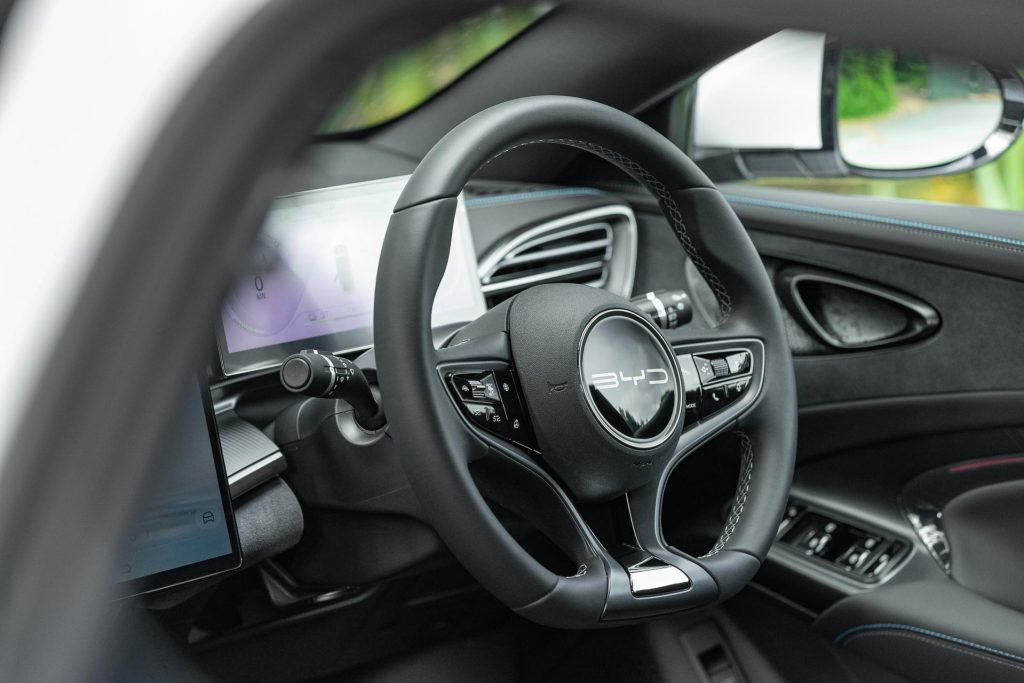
[477,207,634,307]
[501,238,610,267]
[512,222,612,255]
[481,261,607,294]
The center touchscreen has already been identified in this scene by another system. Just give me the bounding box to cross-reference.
[115,378,240,596]
[217,175,486,375]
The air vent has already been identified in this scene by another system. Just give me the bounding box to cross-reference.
[478,205,637,307]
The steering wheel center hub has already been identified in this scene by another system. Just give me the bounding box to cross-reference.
[579,312,680,448]
[506,285,683,500]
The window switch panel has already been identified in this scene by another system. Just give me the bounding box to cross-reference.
[777,501,909,582]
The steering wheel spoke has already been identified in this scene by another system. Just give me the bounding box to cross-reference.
[670,336,765,463]
[437,329,513,365]
[459,417,723,623]
[589,482,718,620]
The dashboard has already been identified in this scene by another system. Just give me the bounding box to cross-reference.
[217,176,486,375]
[131,162,929,643]
[135,168,966,639]
[125,175,652,597]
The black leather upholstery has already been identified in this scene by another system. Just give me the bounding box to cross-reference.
[944,479,1024,613]
[816,580,1024,682]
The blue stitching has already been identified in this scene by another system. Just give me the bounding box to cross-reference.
[723,194,1024,251]
[464,187,606,207]
[465,186,1024,251]
[834,623,1024,664]
[467,187,1024,252]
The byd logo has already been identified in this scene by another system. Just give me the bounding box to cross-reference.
[590,368,669,391]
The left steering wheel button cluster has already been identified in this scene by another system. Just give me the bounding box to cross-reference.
[448,371,538,451]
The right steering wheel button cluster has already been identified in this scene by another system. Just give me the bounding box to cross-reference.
[678,350,753,421]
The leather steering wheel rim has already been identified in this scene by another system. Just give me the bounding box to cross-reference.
[374,96,796,627]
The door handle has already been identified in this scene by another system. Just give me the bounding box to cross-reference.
[777,267,940,351]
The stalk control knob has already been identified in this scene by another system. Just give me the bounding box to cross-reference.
[280,350,385,431]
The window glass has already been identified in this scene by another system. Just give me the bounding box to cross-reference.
[837,50,1002,170]
[320,4,552,134]
[748,60,1024,211]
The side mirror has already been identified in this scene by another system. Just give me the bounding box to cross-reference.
[687,31,1024,181]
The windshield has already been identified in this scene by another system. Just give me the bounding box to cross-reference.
[320,4,552,134]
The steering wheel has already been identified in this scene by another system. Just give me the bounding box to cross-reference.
[374,96,796,627]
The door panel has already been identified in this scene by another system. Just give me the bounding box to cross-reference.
[723,185,1024,281]
[719,185,1024,682]
[726,190,1024,460]
[775,266,941,351]
[624,187,1024,449]
[749,229,1024,403]
[614,181,1024,682]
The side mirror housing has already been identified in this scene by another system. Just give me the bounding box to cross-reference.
[688,30,1024,182]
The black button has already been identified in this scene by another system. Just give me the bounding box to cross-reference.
[464,401,489,422]
[494,371,538,450]
[465,378,488,401]
[676,354,703,425]
[725,351,751,376]
[478,373,501,402]
[729,377,750,399]
[502,396,537,450]
[281,357,312,390]
[702,385,729,416]
[485,405,509,436]
[693,356,716,384]
[451,372,503,404]
[710,357,730,378]
[450,375,475,402]
[677,354,700,391]
[494,371,517,401]
[463,401,510,437]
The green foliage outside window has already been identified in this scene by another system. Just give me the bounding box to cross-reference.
[323,11,1024,213]
[838,48,897,119]
[320,4,552,134]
